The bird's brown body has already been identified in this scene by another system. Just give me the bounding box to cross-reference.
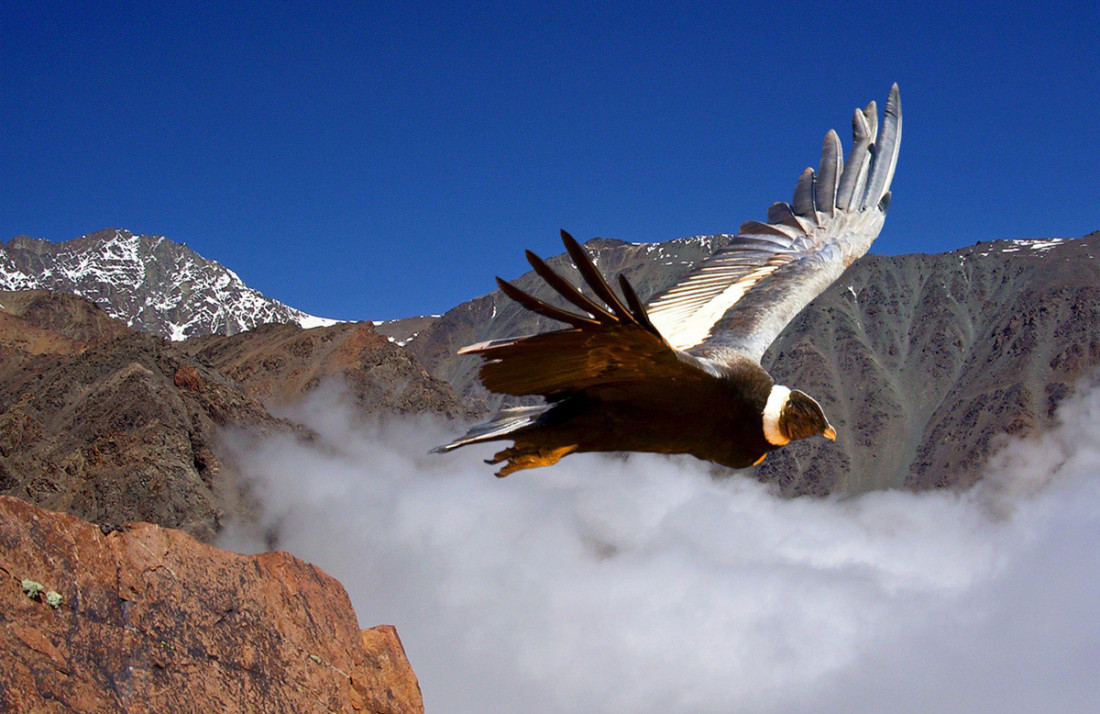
[489,357,776,475]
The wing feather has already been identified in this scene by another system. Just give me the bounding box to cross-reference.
[816,129,843,216]
[464,232,717,398]
[862,87,902,209]
[835,107,872,211]
[646,84,901,360]
[792,168,816,218]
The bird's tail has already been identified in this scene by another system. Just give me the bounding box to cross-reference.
[430,404,551,453]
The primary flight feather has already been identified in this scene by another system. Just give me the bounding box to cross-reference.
[434,84,902,477]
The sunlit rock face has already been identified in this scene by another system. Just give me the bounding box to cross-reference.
[0,495,424,714]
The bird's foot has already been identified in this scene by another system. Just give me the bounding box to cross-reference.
[486,444,578,477]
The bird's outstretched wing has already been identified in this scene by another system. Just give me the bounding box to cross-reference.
[646,84,901,362]
[461,231,720,399]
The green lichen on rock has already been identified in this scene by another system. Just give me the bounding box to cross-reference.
[21,579,44,600]
[45,590,63,609]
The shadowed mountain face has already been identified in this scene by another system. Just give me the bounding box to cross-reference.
[758,235,1100,494]
[409,232,1100,495]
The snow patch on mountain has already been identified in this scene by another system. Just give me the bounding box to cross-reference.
[1,229,339,340]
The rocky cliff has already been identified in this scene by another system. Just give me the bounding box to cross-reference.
[0,496,423,713]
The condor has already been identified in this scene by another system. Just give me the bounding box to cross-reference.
[435,85,901,477]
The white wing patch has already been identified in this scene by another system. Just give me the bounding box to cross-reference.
[648,263,782,350]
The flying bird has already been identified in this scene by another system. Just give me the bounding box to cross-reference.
[434,85,902,477]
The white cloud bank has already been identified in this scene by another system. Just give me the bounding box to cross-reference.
[220,376,1100,713]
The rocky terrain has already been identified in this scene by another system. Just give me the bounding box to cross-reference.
[0,291,450,711]
[757,235,1100,494]
[181,320,471,420]
[411,232,1100,495]
[0,290,466,542]
[0,495,422,713]
[1,229,337,339]
[6,229,1098,500]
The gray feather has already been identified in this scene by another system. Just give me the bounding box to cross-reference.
[835,107,871,211]
[792,167,816,217]
[431,404,549,452]
[862,84,902,209]
[816,129,842,215]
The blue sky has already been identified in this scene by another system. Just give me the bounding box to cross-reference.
[3,1,1098,320]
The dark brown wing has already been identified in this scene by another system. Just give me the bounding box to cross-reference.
[462,230,722,399]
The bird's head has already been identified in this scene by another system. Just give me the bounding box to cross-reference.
[762,385,836,446]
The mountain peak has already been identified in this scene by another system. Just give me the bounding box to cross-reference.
[1,230,339,340]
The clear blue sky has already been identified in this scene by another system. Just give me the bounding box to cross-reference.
[3,1,1098,320]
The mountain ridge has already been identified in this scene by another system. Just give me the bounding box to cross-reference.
[1,228,337,340]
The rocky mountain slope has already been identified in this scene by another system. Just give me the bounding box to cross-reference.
[5,226,1097,499]
[411,232,1100,495]
[0,495,423,713]
[181,321,471,419]
[0,293,296,541]
[0,291,466,541]
[1,229,337,340]
[757,235,1100,494]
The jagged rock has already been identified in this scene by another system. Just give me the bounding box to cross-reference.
[0,496,423,713]
[0,290,471,540]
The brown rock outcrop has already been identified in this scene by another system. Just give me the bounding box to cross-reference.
[0,495,423,713]
[182,320,473,419]
[0,289,133,351]
[0,329,300,542]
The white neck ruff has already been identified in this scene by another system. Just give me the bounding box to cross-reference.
[762,385,791,446]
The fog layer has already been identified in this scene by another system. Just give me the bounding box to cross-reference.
[221,377,1100,713]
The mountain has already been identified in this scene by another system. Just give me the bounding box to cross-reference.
[0,290,467,542]
[6,225,1098,498]
[756,234,1100,494]
[1,229,337,340]
[410,232,1100,496]
[0,294,299,542]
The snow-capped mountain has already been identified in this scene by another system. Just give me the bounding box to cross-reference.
[1,229,338,340]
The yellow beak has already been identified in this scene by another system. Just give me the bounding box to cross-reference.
[823,425,837,441]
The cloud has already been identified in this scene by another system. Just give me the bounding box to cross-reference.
[220,375,1100,713]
